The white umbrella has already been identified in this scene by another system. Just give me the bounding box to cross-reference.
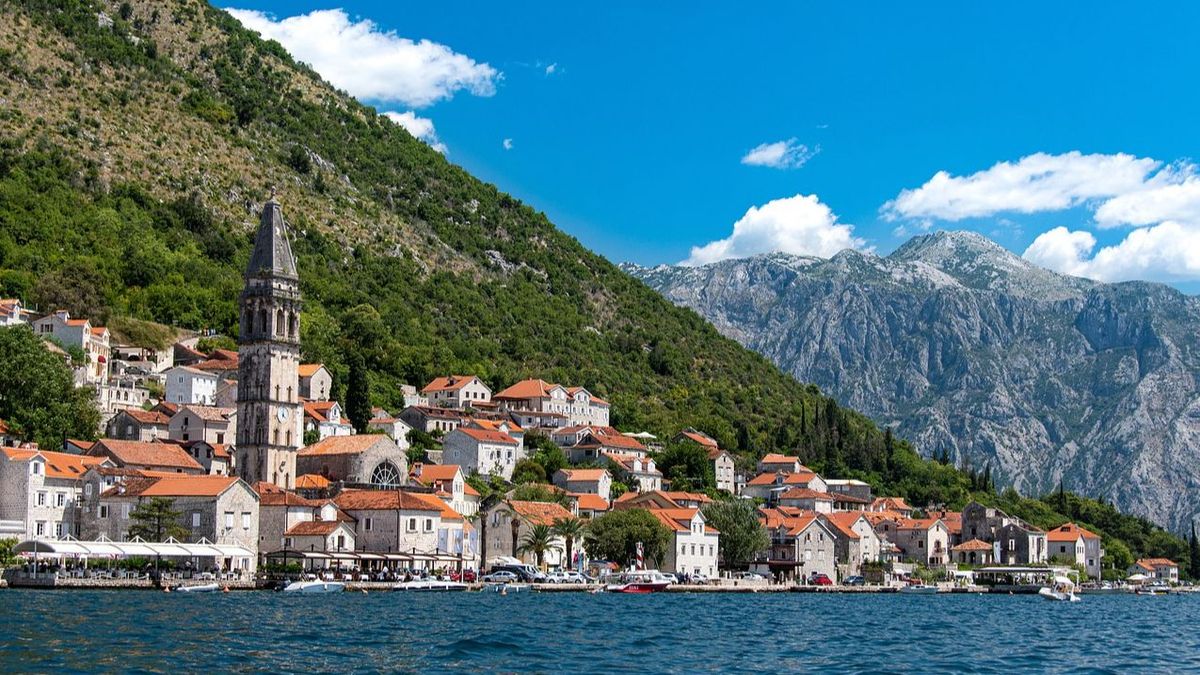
[1126,573,1149,582]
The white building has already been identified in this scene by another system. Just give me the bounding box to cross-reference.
[303,401,354,441]
[651,508,719,579]
[410,463,480,516]
[441,427,520,480]
[494,379,610,427]
[0,447,110,540]
[0,298,31,327]
[334,489,474,568]
[165,365,218,405]
[606,453,662,493]
[552,468,613,503]
[1047,522,1104,580]
[298,363,333,401]
[421,375,492,409]
[31,310,111,385]
[367,409,413,449]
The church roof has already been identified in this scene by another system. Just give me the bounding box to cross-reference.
[246,198,298,279]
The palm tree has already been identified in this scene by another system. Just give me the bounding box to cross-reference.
[552,516,587,570]
[517,524,562,571]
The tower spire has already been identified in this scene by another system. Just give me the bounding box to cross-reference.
[246,194,298,279]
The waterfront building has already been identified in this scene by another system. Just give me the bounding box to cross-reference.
[410,463,480,516]
[297,435,409,488]
[754,509,838,582]
[1046,522,1103,579]
[649,507,719,578]
[951,539,995,565]
[0,447,108,540]
[334,489,473,567]
[1130,558,1179,584]
[961,502,1047,564]
[483,499,573,569]
[820,510,884,576]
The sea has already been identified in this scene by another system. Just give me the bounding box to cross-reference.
[1,590,1198,673]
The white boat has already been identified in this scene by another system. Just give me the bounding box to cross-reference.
[1038,575,1081,602]
[898,583,939,594]
[604,570,673,594]
[1135,587,1165,596]
[175,583,220,593]
[283,579,346,594]
[482,582,530,593]
[393,579,469,592]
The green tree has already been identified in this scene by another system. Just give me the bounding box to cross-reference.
[552,516,588,570]
[1191,523,1200,580]
[583,509,672,568]
[0,326,101,449]
[512,458,548,485]
[303,429,320,447]
[127,497,189,542]
[701,500,768,570]
[655,442,715,492]
[517,523,562,570]
[511,483,571,508]
[196,335,237,353]
[0,537,17,566]
[344,352,371,433]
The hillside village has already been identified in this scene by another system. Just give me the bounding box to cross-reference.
[0,200,1184,587]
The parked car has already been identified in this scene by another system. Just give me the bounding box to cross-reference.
[809,573,833,586]
[481,571,519,583]
[559,571,591,584]
[844,575,865,586]
[736,572,766,581]
[688,573,710,584]
[492,564,547,583]
[450,569,477,583]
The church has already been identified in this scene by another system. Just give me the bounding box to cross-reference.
[235,197,407,490]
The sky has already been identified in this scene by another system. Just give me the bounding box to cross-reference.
[223,2,1200,288]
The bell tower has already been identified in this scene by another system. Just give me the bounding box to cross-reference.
[236,196,303,489]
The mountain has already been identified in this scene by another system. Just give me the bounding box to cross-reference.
[625,231,1200,531]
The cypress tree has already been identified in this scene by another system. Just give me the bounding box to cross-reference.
[345,352,372,433]
[1190,522,1200,579]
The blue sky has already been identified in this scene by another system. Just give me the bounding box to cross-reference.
[225,2,1200,286]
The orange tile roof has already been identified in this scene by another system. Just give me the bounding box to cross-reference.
[896,517,943,531]
[1135,558,1178,570]
[576,433,645,451]
[820,511,866,540]
[412,464,463,483]
[1047,522,1100,542]
[299,435,390,456]
[409,491,464,521]
[303,401,338,423]
[422,375,482,393]
[193,357,239,372]
[570,493,610,511]
[122,409,170,425]
[285,520,345,536]
[137,475,240,497]
[509,500,574,526]
[468,418,525,433]
[1,448,106,479]
[759,452,801,466]
[454,427,518,445]
[334,490,445,512]
[557,468,609,482]
[177,405,235,422]
[872,497,913,511]
[297,363,326,378]
[676,429,719,448]
[658,491,713,504]
[296,474,331,489]
[90,439,204,471]
[779,488,834,501]
[255,482,323,507]
[494,378,562,399]
[952,538,993,552]
[565,386,607,405]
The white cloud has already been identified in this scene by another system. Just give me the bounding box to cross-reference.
[740,138,817,170]
[383,111,447,153]
[226,8,500,108]
[1023,222,1200,282]
[883,152,1161,221]
[545,62,558,75]
[1093,168,1200,229]
[502,138,513,151]
[683,194,865,266]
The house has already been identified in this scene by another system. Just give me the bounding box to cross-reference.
[961,502,1047,564]
[180,441,232,476]
[494,379,610,427]
[869,497,914,517]
[86,439,205,474]
[31,310,111,385]
[283,520,357,555]
[172,342,207,367]
[303,401,354,440]
[570,493,610,518]
[566,431,647,462]
[105,409,171,442]
[96,381,151,415]
[742,470,828,501]
[168,405,236,446]
[1129,558,1179,584]
[399,405,472,434]
[164,366,218,405]
[254,482,332,554]
[928,509,964,547]
[465,418,525,452]
[0,298,31,326]
[368,409,413,448]
[649,507,719,578]
[110,342,173,373]
[297,435,409,488]
[400,384,427,409]
[824,479,874,503]
[778,488,835,513]
[612,490,712,511]
[889,517,951,567]
[757,453,806,475]
[951,539,995,566]
[190,350,239,379]
[82,474,260,573]
[334,490,474,569]
[753,510,838,582]
[1046,522,1104,579]
[709,448,736,494]
[298,364,333,401]
[0,447,109,540]
[421,375,492,409]
[675,428,720,452]
[550,425,618,447]
[410,463,480,516]
[483,500,574,569]
[820,511,883,577]
[605,453,662,493]
[552,468,612,503]
[441,427,520,480]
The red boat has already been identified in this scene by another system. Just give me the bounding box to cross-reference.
[605,570,673,593]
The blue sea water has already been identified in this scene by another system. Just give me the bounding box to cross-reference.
[1,590,1198,673]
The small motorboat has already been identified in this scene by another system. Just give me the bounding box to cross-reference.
[1135,586,1165,596]
[175,583,220,593]
[482,582,530,593]
[1038,576,1081,602]
[898,583,939,594]
[283,579,346,594]
[393,579,470,592]
[604,570,673,594]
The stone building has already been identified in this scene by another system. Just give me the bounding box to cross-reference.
[169,405,236,446]
[483,499,574,569]
[333,489,473,566]
[236,198,304,489]
[961,501,1047,565]
[296,435,409,488]
[105,409,171,442]
[298,363,333,401]
[0,447,108,540]
[86,439,205,475]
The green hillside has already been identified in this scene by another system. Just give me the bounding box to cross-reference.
[0,0,1192,571]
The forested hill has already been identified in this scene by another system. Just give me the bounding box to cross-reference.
[0,0,1192,568]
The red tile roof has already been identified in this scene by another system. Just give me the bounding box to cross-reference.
[412,464,463,483]
[1135,558,1178,570]
[570,493,610,512]
[952,538,993,552]
[334,490,445,512]
[508,500,574,526]
[255,482,323,507]
[1,448,106,479]
[820,511,867,540]
[422,375,482,393]
[576,433,645,451]
[779,488,834,501]
[286,520,345,536]
[122,409,170,425]
[453,427,518,445]
[296,474,331,489]
[89,439,204,471]
[494,378,562,399]
[111,475,241,498]
[298,363,326,378]
[1047,522,1100,542]
[299,435,391,456]
[557,468,609,482]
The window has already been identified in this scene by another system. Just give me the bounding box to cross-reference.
[284,537,293,549]
[225,512,234,530]
[424,519,433,532]
[371,461,402,488]
[55,522,64,538]
[99,505,109,519]
[35,521,45,536]
[407,518,417,532]
[216,433,225,444]
[192,512,201,527]
[242,512,251,530]
[122,503,131,519]
[84,483,92,498]
[364,517,373,531]
[336,535,346,549]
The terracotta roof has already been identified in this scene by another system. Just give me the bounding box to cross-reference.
[779,488,835,501]
[254,482,323,507]
[952,538,993,552]
[298,363,326,378]
[557,468,609,482]
[759,452,802,466]
[303,401,338,423]
[193,357,239,372]
[658,491,713,505]
[570,493,610,511]
[677,430,719,449]
[820,511,866,540]
[296,474,331,489]
[2,448,106,479]
[576,433,645,451]
[468,418,524,433]
[172,365,216,377]
[412,464,463,483]
[647,507,718,534]
[422,376,483,394]
[566,386,607,405]
[508,500,574,526]
[122,409,170,425]
[411,491,464,521]
[896,517,944,531]
[747,471,820,487]
[285,520,345,536]
[453,427,518,445]
[603,452,662,475]
[830,492,871,504]
[89,439,204,471]
[463,482,480,497]
[494,378,562,399]
[1135,558,1178,570]
[128,475,240,498]
[90,326,108,336]
[872,497,913,511]
[1047,522,1101,542]
[299,435,391,456]
[177,405,235,422]
[334,490,445,512]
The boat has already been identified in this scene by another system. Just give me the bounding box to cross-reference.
[898,583,939,594]
[393,579,470,592]
[1135,587,1165,596]
[482,582,530,593]
[1038,576,1081,602]
[283,579,346,594]
[604,569,673,594]
[175,583,220,593]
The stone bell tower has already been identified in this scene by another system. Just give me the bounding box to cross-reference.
[236,196,303,489]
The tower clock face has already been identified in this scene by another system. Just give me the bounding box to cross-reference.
[277,407,289,422]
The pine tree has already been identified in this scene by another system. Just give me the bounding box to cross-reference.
[345,352,372,433]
